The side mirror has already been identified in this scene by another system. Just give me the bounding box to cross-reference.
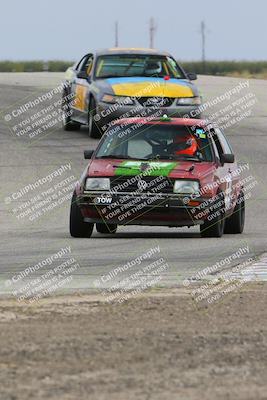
[221,154,235,165]
[84,150,94,159]
[77,71,88,80]
[187,72,197,81]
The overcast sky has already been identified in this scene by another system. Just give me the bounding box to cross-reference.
[1,0,266,61]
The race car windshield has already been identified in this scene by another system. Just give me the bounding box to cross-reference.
[96,124,213,162]
[95,55,185,79]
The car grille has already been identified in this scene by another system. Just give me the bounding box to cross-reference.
[110,176,174,194]
[137,97,174,108]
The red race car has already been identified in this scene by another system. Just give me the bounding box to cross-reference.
[70,116,245,238]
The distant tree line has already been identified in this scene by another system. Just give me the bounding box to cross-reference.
[181,61,267,77]
[0,60,266,78]
[0,61,73,72]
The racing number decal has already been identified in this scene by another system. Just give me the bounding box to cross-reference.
[74,85,87,111]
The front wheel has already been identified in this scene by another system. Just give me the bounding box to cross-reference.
[224,191,245,234]
[69,192,94,238]
[88,98,101,138]
[200,192,225,238]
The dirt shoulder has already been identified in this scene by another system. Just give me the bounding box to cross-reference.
[0,284,267,400]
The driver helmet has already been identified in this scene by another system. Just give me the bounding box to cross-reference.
[173,134,198,156]
[145,61,162,75]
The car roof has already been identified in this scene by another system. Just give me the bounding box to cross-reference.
[96,48,171,57]
[112,117,211,127]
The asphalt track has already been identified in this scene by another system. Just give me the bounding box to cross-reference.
[0,73,266,295]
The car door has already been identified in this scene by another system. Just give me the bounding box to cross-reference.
[71,54,94,123]
[212,128,238,212]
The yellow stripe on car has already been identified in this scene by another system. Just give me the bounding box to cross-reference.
[112,81,194,98]
[74,85,87,111]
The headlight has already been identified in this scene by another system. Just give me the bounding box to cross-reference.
[176,97,202,106]
[173,180,200,194]
[85,178,110,191]
[101,94,134,105]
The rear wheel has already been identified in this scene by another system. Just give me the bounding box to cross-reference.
[200,192,225,238]
[62,91,81,131]
[88,97,101,138]
[224,191,245,234]
[96,223,117,234]
[69,192,94,238]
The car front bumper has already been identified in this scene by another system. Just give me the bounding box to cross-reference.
[96,101,201,127]
[76,191,210,227]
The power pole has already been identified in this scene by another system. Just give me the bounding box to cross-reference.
[115,21,119,47]
[201,21,206,73]
[149,18,156,48]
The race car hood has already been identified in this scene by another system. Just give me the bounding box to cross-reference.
[88,159,216,181]
[86,159,218,198]
[96,77,198,98]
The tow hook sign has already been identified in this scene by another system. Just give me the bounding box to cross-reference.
[93,195,112,205]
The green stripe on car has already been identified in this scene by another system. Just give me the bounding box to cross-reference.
[114,161,177,176]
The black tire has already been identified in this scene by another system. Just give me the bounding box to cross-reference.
[62,91,81,131]
[200,192,225,238]
[69,192,94,238]
[88,97,101,138]
[96,223,117,234]
[224,191,245,234]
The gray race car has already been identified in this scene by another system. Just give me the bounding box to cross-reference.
[62,48,201,138]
